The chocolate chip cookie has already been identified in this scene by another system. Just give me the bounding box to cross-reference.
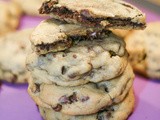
[125,22,160,79]
[39,0,146,29]
[31,19,111,55]
[27,32,128,86]
[39,88,134,120]
[0,1,22,36]
[28,64,134,115]
[0,29,33,83]
[12,0,42,16]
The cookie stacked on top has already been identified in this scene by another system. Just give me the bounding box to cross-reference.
[26,0,146,120]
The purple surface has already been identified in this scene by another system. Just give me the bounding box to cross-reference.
[0,5,160,120]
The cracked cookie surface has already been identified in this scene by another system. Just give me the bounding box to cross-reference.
[39,0,146,29]
[39,88,134,120]
[27,33,128,86]
[125,22,160,79]
[0,29,33,83]
[28,64,134,115]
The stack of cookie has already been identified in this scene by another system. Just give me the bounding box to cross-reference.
[26,0,146,120]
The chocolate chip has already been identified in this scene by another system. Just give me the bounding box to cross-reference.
[53,54,56,58]
[20,45,25,50]
[105,87,109,93]
[61,66,67,75]
[109,50,116,57]
[59,6,71,14]
[73,54,77,58]
[121,3,134,9]
[68,73,77,79]
[80,96,89,102]
[52,104,62,112]
[35,83,40,93]
[62,53,66,57]
[42,54,46,57]
[69,92,78,103]
[106,112,112,118]
[58,95,70,104]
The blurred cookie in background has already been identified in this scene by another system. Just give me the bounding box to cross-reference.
[147,0,160,5]
[0,29,33,83]
[12,0,43,16]
[111,29,131,38]
[125,22,160,79]
[0,1,22,36]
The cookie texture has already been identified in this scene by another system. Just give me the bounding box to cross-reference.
[31,19,111,55]
[110,29,131,38]
[0,1,22,36]
[0,29,33,83]
[125,22,160,79]
[39,88,134,120]
[39,0,146,29]
[12,0,42,16]
[28,64,134,115]
[27,34,128,86]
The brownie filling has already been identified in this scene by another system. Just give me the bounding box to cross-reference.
[35,29,111,53]
[36,39,71,53]
[39,0,145,28]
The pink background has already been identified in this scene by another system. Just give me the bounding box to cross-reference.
[0,2,160,120]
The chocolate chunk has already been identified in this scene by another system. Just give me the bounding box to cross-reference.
[58,95,70,104]
[80,96,90,102]
[61,66,67,75]
[69,92,78,103]
[109,50,116,57]
[52,104,62,112]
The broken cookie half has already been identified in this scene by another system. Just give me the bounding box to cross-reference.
[39,0,146,30]
[31,19,111,54]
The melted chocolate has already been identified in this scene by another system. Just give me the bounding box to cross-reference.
[39,1,145,28]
